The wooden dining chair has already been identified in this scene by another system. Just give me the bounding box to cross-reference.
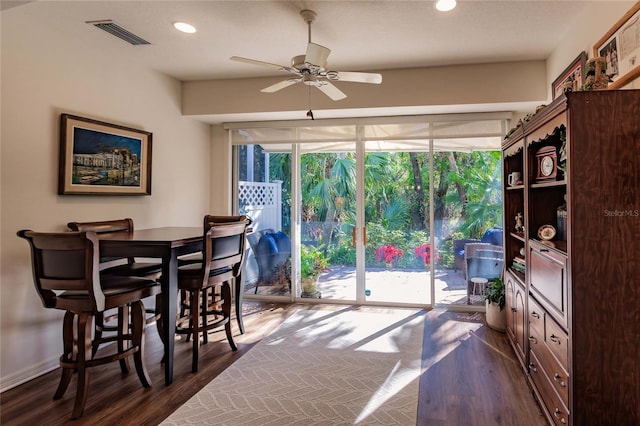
[67,218,163,346]
[177,215,252,334]
[175,216,250,373]
[17,230,161,419]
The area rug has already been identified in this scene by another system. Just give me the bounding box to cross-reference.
[161,308,425,425]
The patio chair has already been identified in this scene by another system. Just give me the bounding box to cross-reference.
[247,229,291,293]
[453,226,503,271]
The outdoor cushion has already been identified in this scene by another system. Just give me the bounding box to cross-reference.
[480,227,503,246]
[256,233,278,256]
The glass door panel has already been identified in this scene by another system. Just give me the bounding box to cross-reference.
[362,144,432,305]
[300,144,357,302]
[431,148,503,307]
[237,144,293,299]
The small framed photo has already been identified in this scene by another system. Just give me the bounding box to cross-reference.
[593,2,640,89]
[58,114,152,195]
[552,51,587,99]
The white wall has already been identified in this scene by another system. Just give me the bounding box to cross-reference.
[0,6,212,390]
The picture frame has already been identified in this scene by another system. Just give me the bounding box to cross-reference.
[593,2,640,89]
[552,51,587,99]
[58,114,152,195]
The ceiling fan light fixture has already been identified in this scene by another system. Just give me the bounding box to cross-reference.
[435,0,457,12]
[173,22,196,33]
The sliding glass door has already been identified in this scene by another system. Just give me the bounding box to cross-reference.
[231,114,506,309]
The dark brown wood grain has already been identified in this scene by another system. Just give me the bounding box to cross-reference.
[502,90,640,425]
[0,302,545,425]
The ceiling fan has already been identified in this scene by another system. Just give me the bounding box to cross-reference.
[230,9,382,101]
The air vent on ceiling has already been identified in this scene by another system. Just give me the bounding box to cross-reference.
[87,20,150,45]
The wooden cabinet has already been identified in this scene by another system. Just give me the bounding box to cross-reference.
[505,269,526,365]
[502,90,640,425]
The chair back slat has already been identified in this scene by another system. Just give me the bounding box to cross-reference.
[67,218,135,264]
[67,218,133,234]
[17,230,104,310]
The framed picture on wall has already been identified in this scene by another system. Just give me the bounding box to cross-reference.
[593,2,640,89]
[552,51,587,99]
[58,114,152,195]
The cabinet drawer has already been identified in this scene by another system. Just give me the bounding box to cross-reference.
[530,331,569,406]
[528,296,545,341]
[529,240,568,327]
[529,349,570,426]
[545,315,569,370]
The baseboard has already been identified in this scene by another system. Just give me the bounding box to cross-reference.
[0,356,59,393]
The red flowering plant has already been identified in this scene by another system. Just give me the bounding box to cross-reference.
[414,243,440,266]
[375,244,404,266]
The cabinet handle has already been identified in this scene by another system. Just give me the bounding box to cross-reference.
[511,307,517,313]
[549,334,562,345]
[553,373,567,387]
[531,311,540,319]
[528,362,538,372]
[528,336,537,344]
[554,408,566,424]
[540,248,549,252]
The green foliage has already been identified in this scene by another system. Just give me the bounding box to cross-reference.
[485,278,505,311]
[250,146,502,271]
[300,244,329,279]
[327,240,356,266]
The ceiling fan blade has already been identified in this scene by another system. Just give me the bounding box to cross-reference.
[316,82,347,101]
[230,56,288,71]
[305,42,330,68]
[261,79,300,93]
[328,71,382,84]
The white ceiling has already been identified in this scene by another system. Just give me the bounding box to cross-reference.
[4,0,591,121]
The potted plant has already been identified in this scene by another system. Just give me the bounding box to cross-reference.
[484,277,506,332]
[414,243,440,271]
[300,245,328,298]
[375,244,403,268]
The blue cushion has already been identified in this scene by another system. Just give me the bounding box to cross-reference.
[481,227,503,246]
[256,233,278,256]
[271,231,291,267]
[272,231,291,253]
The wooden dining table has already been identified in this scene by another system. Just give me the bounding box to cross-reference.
[98,226,248,385]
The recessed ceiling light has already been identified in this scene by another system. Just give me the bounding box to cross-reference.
[435,0,457,12]
[173,22,196,33]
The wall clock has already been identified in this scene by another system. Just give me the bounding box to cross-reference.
[535,146,558,181]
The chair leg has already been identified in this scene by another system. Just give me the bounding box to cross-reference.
[54,311,76,400]
[235,274,245,335]
[154,294,165,345]
[222,282,237,351]
[190,289,200,373]
[70,312,93,420]
[201,287,209,345]
[117,305,130,374]
[131,300,152,388]
[92,312,104,357]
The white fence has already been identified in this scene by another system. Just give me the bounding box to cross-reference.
[238,180,282,232]
[238,180,283,285]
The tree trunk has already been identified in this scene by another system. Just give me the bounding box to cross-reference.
[409,153,426,229]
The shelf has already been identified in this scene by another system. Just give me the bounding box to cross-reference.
[507,267,525,285]
[530,179,566,189]
[510,232,525,242]
[529,238,567,254]
[506,184,524,190]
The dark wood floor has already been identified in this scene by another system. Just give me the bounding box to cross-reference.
[0,302,545,425]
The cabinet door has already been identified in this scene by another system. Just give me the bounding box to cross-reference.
[514,285,527,362]
[505,271,515,338]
